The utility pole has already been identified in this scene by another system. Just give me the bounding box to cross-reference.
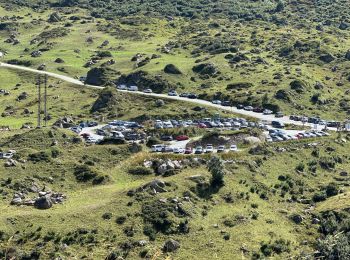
[37,75,42,128]
[44,74,48,127]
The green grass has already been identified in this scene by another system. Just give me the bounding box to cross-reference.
[1,129,350,258]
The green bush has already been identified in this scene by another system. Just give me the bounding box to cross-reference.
[28,151,51,162]
[146,137,161,147]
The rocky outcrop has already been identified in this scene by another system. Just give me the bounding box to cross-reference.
[116,71,175,93]
[34,195,53,209]
[11,190,66,209]
[163,239,180,252]
[54,116,75,128]
[85,67,119,86]
[164,64,182,74]
[192,63,218,76]
[91,88,119,113]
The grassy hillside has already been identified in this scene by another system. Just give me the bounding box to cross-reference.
[0,2,350,120]
[1,129,350,258]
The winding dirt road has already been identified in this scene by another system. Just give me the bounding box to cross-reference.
[0,62,335,130]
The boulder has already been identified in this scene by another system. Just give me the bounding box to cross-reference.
[54,116,75,128]
[319,53,335,63]
[34,195,53,210]
[5,159,17,167]
[163,239,180,252]
[345,50,350,61]
[243,136,261,145]
[48,12,62,23]
[17,92,28,100]
[54,58,65,63]
[290,214,303,224]
[164,64,182,74]
[10,197,22,205]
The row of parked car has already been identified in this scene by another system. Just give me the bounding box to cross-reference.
[267,129,330,142]
[289,115,340,127]
[151,144,238,154]
[115,84,347,128]
[153,117,267,130]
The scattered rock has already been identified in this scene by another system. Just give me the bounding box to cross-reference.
[290,214,303,224]
[163,239,180,252]
[34,195,53,210]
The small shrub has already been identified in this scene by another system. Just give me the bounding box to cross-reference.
[102,212,112,220]
[146,137,161,147]
[295,163,305,172]
[116,216,127,225]
[28,151,51,162]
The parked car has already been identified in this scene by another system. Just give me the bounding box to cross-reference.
[194,146,203,154]
[80,133,90,138]
[205,144,214,153]
[236,104,244,109]
[275,112,284,118]
[0,152,13,159]
[111,131,125,140]
[253,107,264,113]
[212,100,222,105]
[96,129,107,136]
[161,135,173,141]
[197,123,207,128]
[184,147,193,154]
[229,144,238,152]
[188,93,198,99]
[151,144,164,152]
[86,137,97,144]
[176,135,189,141]
[272,121,285,128]
[87,121,98,127]
[117,85,127,90]
[79,76,87,82]
[173,148,185,154]
[127,85,138,91]
[143,88,152,93]
[168,90,178,96]
[217,145,226,153]
[263,109,273,115]
[179,93,189,97]
[222,101,231,106]
[244,106,253,111]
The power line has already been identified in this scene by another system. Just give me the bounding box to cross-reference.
[37,75,41,128]
[44,74,48,127]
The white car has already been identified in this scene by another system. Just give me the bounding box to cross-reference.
[212,100,222,105]
[244,106,253,111]
[128,86,138,91]
[117,85,127,90]
[229,145,238,152]
[205,145,214,153]
[173,148,185,154]
[168,90,178,96]
[143,88,152,93]
[1,152,13,159]
[151,144,164,152]
[223,122,232,127]
[217,145,226,153]
[263,109,273,115]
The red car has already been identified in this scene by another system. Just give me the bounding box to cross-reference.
[197,123,207,128]
[176,135,189,141]
[184,147,193,154]
[80,133,90,139]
